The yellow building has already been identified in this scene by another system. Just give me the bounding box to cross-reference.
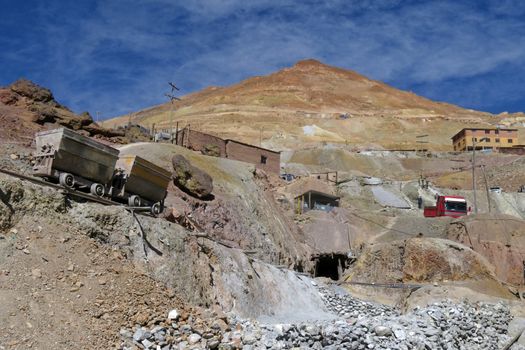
[452,128,518,151]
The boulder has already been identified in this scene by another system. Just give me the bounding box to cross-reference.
[29,102,58,124]
[172,155,213,199]
[10,79,55,104]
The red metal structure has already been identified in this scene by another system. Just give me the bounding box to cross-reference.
[423,195,469,218]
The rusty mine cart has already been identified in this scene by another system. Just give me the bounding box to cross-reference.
[32,128,171,215]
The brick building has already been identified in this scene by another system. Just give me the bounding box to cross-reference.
[451,128,518,151]
[176,128,280,174]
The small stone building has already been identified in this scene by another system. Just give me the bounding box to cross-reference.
[176,128,280,174]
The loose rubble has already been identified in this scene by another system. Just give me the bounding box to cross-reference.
[119,284,514,350]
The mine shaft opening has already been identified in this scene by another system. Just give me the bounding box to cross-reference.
[313,254,349,281]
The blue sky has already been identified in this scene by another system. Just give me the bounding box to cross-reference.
[2,0,525,119]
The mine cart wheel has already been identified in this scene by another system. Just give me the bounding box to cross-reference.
[59,173,75,189]
[90,183,105,197]
[150,202,162,215]
[128,195,141,207]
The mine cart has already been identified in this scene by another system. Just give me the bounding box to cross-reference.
[112,155,171,214]
[33,128,119,196]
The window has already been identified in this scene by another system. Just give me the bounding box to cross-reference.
[445,201,467,212]
[473,137,477,142]
[260,155,267,164]
[485,130,490,134]
[509,139,513,143]
[495,138,500,143]
[495,129,499,134]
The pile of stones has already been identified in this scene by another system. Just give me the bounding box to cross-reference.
[317,285,398,318]
[119,284,513,350]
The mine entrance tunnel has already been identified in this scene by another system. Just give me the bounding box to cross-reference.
[313,253,351,281]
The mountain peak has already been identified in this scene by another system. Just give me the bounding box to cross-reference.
[105,60,492,151]
[293,59,325,67]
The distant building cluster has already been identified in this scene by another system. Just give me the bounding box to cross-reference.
[451,128,520,152]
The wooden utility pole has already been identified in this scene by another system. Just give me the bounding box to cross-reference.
[481,164,491,213]
[175,122,179,145]
[471,138,478,214]
[165,82,180,144]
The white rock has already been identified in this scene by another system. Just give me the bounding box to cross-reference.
[274,324,284,336]
[393,328,406,340]
[374,325,392,337]
[141,339,154,348]
[188,333,201,344]
[168,309,179,320]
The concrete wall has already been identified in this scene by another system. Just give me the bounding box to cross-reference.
[226,140,280,174]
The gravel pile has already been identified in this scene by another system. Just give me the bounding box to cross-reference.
[317,285,399,319]
[119,284,514,350]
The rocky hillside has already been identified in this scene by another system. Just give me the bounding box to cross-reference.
[104,60,518,150]
[2,173,524,349]
[3,121,525,348]
[0,79,149,144]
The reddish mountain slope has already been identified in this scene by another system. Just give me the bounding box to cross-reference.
[104,59,507,150]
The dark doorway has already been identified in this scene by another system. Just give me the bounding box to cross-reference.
[314,254,348,280]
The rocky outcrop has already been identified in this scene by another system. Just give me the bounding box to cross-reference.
[172,154,213,199]
[9,79,55,102]
[345,237,495,284]
[446,214,525,285]
[10,79,56,103]
[0,79,134,142]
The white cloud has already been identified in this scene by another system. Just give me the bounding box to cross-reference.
[10,0,525,116]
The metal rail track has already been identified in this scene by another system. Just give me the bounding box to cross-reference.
[336,281,423,290]
[0,167,151,211]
